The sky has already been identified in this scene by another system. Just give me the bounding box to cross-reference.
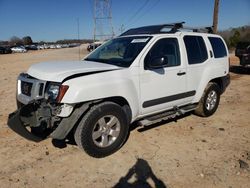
[0,0,249,42]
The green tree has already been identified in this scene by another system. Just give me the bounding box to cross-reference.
[22,36,33,45]
[229,30,240,48]
[9,36,23,46]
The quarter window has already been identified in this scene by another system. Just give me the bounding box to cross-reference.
[184,36,208,64]
[208,37,227,58]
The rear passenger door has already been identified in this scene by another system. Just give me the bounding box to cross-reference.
[183,35,210,96]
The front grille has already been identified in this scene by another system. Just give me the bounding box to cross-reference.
[21,81,33,96]
[17,73,47,104]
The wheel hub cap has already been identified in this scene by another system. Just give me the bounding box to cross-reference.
[205,90,217,111]
[92,115,121,148]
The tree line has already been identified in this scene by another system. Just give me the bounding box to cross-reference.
[1,26,249,49]
[219,25,250,49]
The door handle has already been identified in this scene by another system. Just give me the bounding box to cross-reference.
[177,72,186,76]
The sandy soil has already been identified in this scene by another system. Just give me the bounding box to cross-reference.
[0,48,249,188]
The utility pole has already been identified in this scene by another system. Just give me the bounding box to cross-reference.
[77,18,80,60]
[213,0,220,33]
[93,0,114,42]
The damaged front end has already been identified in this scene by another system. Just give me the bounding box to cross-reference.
[8,73,90,142]
[8,99,91,142]
[8,100,62,142]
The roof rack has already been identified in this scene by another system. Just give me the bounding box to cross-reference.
[120,22,214,36]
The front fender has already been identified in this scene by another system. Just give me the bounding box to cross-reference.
[61,69,140,120]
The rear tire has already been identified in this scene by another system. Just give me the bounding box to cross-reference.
[194,83,220,117]
[74,101,129,158]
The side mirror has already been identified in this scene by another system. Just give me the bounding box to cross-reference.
[147,56,168,69]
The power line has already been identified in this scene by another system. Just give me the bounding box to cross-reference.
[122,0,160,30]
[134,0,160,24]
[123,0,150,27]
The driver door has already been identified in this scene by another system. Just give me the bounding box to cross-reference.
[140,37,189,115]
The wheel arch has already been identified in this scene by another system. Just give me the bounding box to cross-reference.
[51,96,132,140]
[96,96,132,124]
[209,75,230,94]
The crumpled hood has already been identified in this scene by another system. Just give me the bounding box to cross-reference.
[27,60,121,82]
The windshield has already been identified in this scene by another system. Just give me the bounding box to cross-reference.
[85,36,152,67]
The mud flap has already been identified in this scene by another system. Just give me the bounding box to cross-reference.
[8,108,44,142]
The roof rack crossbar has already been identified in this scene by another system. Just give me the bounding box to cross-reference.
[120,22,214,36]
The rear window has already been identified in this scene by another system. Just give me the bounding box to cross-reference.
[208,37,227,58]
[184,36,208,64]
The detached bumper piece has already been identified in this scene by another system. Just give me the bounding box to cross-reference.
[8,107,44,142]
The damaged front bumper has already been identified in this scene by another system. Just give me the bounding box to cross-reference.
[8,107,44,142]
[8,101,90,142]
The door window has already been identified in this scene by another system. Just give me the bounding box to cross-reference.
[184,36,208,64]
[145,38,180,69]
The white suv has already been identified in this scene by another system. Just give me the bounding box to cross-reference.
[8,22,230,157]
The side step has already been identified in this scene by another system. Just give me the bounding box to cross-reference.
[138,104,197,127]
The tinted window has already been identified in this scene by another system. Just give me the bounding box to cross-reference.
[208,37,227,58]
[184,36,208,64]
[145,38,180,68]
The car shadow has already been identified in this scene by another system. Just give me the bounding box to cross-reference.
[230,65,250,75]
[113,158,167,188]
[51,131,76,149]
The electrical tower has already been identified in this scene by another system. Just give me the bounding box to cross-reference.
[93,0,114,42]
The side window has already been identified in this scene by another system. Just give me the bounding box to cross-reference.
[145,38,180,69]
[208,37,227,58]
[184,36,208,64]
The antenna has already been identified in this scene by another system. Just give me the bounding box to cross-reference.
[93,0,114,42]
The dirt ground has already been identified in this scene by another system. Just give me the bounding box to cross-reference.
[0,47,249,188]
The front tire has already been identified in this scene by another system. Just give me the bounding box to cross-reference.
[194,83,221,117]
[74,102,129,158]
